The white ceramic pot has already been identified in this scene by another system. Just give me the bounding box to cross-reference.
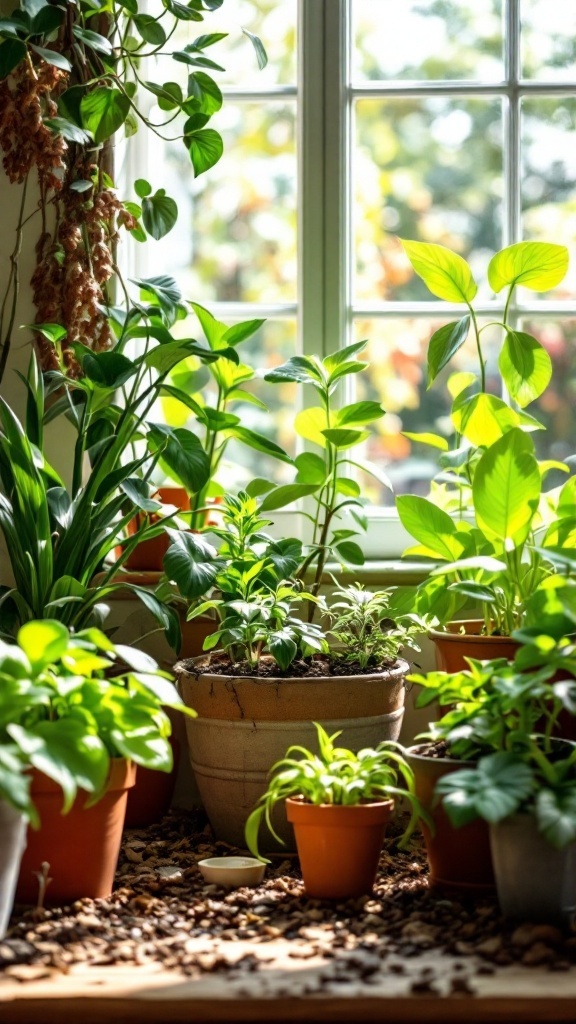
[0,800,27,937]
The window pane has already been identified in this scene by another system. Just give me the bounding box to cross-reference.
[153,102,297,303]
[521,98,576,299]
[153,0,296,87]
[353,318,503,505]
[523,319,576,471]
[354,98,503,301]
[352,0,503,82]
[521,0,576,81]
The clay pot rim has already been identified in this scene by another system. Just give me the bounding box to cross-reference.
[175,655,410,686]
[29,757,136,796]
[286,795,394,824]
[427,620,515,643]
[286,795,394,811]
[405,744,477,768]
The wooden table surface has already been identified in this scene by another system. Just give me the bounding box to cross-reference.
[2,936,576,1024]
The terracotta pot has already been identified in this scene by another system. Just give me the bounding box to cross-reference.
[121,486,190,572]
[286,797,393,899]
[16,759,136,906]
[125,736,181,829]
[406,746,495,895]
[176,657,409,850]
[178,615,217,660]
[428,620,519,673]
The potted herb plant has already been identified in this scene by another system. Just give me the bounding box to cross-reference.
[2,618,195,906]
[172,496,419,847]
[437,745,576,923]
[245,723,423,900]
[391,239,570,669]
[407,635,575,893]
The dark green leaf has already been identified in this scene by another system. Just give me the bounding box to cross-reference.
[44,117,92,145]
[0,38,26,77]
[185,127,223,176]
[142,191,178,240]
[30,43,71,70]
[260,484,320,512]
[80,87,130,144]
[163,530,222,600]
[427,316,471,385]
[335,541,365,566]
[72,26,113,55]
[133,14,166,45]
[82,352,137,389]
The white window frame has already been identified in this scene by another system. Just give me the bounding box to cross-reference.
[127,0,576,564]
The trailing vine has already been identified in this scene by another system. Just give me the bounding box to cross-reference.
[0,0,264,378]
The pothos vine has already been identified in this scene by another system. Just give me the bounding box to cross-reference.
[0,0,265,378]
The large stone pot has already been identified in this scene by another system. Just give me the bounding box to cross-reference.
[176,657,409,850]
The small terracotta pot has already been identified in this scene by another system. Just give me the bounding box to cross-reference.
[406,746,494,895]
[178,615,217,660]
[125,736,181,829]
[285,796,393,899]
[121,486,190,572]
[428,620,519,673]
[16,759,136,906]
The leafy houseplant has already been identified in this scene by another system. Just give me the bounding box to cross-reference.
[172,493,417,848]
[436,747,576,923]
[0,275,246,646]
[0,617,195,907]
[122,305,294,571]
[255,341,389,618]
[406,636,576,895]
[0,0,265,379]
[391,239,571,664]
[245,722,423,899]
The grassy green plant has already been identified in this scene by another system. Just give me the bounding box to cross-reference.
[0,619,195,824]
[245,722,424,861]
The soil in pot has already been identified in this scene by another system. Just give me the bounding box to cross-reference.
[16,759,136,906]
[176,653,409,850]
[428,620,519,673]
[286,796,393,900]
[491,813,576,925]
[406,742,495,896]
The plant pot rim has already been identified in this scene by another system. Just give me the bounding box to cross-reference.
[175,655,410,685]
[405,744,477,768]
[427,620,515,643]
[29,757,136,796]
[286,795,394,811]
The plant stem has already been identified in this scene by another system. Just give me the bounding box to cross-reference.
[0,173,29,384]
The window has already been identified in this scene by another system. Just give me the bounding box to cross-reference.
[127,0,576,552]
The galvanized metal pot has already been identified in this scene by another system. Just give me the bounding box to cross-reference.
[490,813,576,925]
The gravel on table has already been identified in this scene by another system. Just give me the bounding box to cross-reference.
[1,810,576,995]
